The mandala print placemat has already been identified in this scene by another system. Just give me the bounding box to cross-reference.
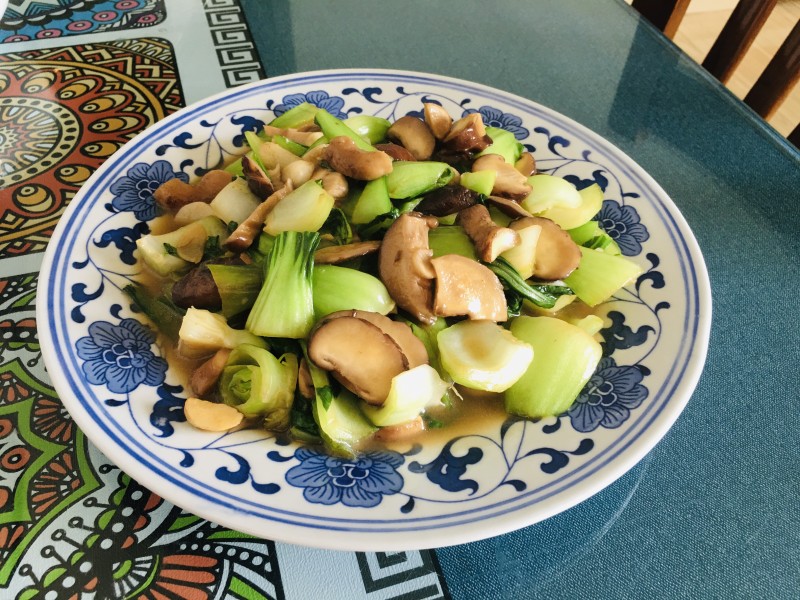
[0,0,167,43]
[0,38,185,259]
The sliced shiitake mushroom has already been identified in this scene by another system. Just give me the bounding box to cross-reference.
[308,315,408,405]
[375,142,416,162]
[378,213,438,325]
[485,195,534,220]
[310,167,349,200]
[431,254,508,322]
[424,103,453,140]
[386,115,436,161]
[261,124,324,147]
[373,416,425,442]
[456,204,520,262]
[224,182,293,252]
[241,155,275,198]
[153,170,233,213]
[172,263,222,310]
[442,113,492,153]
[314,240,381,264]
[528,216,582,280]
[190,348,233,397]
[472,154,531,201]
[321,310,429,369]
[515,152,536,176]
[297,358,315,399]
[415,185,479,217]
[325,136,393,181]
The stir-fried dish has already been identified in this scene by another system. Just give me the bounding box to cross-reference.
[127,101,642,456]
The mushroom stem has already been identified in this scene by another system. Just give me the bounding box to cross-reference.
[224,182,293,252]
[456,204,520,263]
[314,240,381,264]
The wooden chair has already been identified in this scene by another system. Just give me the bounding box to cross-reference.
[632,0,799,146]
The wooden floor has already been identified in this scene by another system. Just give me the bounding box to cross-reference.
[630,0,800,138]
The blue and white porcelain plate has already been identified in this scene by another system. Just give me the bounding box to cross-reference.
[37,69,711,551]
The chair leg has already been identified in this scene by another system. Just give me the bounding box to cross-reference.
[631,0,691,39]
[702,0,779,83]
[744,19,800,120]
[788,122,800,149]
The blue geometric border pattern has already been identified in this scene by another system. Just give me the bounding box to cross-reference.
[357,551,451,599]
[202,0,266,87]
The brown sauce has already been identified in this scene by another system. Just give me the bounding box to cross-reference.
[135,264,603,452]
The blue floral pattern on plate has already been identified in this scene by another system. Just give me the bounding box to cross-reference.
[270,90,349,120]
[76,319,167,394]
[569,357,648,433]
[110,160,187,221]
[465,105,529,139]
[285,448,404,508]
[596,199,650,256]
[38,70,710,550]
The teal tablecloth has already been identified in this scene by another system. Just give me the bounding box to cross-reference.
[241,0,799,597]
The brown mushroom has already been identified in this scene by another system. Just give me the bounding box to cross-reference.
[375,142,416,162]
[314,240,381,264]
[241,155,275,198]
[262,124,324,147]
[485,195,534,220]
[472,154,532,201]
[310,167,349,200]
[321,310,429,369]
[515,152,537,176]
[528,216,582,280]
[456,204,520,262]
[224,182,293,252]
[442,113,492,153]
[301,143,329,165]
[190,348,233,397]
[153,170,233,213]
[424,103,453,140]
[324,136,394,181]
[378,213,438,325]
[431,254,508,321]
[308,315,408,405]
[386,115,436,161]
[297,358,315,399]
[415,185,479,217]
[172,263,222,311]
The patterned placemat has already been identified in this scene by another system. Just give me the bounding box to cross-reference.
[0,2,450,597]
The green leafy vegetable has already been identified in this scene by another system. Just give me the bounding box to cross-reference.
[319,207,353,245]
[246,231,320,338]
[219,344,298,429]
[124,284,185,341]
[486,257,573,309]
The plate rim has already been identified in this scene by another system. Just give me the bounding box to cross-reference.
[36,68,712,551]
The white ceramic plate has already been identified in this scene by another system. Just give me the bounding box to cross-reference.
[37,69,711,551]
